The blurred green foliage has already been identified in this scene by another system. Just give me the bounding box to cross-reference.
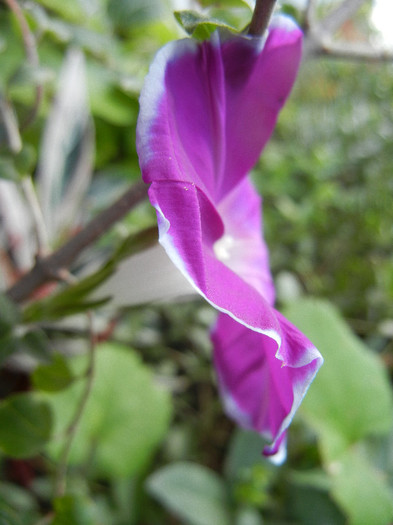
[0,0,392,524]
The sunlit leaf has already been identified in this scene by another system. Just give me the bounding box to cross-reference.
[52,494,95,525]
[45,343,172,478]
[329,447,393,525]
[284,298,393,460]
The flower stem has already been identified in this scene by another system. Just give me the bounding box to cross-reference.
[6,181,148,303]
[248,0,277,36]
[54,312,96,498]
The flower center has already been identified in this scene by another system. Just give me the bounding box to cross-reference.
[214,234,235,262]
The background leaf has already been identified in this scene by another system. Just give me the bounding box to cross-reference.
[32,353,74,392]
[284,298,393,460]
[0,393,53,458]
[329,447,393,525]
[174,10,237,39]
[36,48,93,241]
[147,462,232,525]
[45,342,172,478]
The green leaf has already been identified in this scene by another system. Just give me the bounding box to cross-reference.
[329,447,393,525]
[0,334,19,366]
[45,343,172,478]
[0,393,53,458]
[22,226,158,323]
[36,48,93,241]
[235,507,264,525]
[0,156,20,181]
[32,354,74,392]
[0,293,20,333]
[174,10,237,39]
[32,0,87,24]
[284,298,393,460]
[147,462,231,525]
[107,0,164,30]
[0,481,39,524]
[0,328,52,367]
[52,494,95,525]
[224,429,268,482]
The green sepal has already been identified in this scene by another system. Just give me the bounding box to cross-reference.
[174,10,237,40]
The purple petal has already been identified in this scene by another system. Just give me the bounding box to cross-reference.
[216,177,275,305]
[148,180,280,338]
[219,16,302,198]
[212,312,323,461]
[137,15,302,203]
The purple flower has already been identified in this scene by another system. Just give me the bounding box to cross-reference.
[136,16,323,460]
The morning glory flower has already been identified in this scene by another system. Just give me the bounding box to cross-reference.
[136,16,323,459]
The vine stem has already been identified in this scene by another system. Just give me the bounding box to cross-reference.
[248,0,277,37]
[54,312,96,498]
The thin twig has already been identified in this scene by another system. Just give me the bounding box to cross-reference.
[248,0,277,36]
[319,0,369,35]
[4,0,43,129]
[54,311,96,498]
[314,40,393,62]
[6,181,149,303]
[303,0,379,61]
[303,0,317,32]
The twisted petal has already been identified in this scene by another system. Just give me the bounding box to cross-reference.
[136,16,323,459]
[148,179,279,337]
[212,312,323,460]
[137,16,302,202]
[137,16,301,328]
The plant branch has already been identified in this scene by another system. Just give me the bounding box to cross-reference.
[6,181,149,304]
[4,0,43,129]
[54,312,96,498]
[312,39,393,62]
[248,0,277,36]
[319,0,369,35]
[303,0,380,61]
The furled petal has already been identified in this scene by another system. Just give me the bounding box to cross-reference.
[136,15,323,458]
[216,177,275,305]
[148,179,280,337]
[138,16,301,331]
[212,312,323,461]
[137,15,302,202]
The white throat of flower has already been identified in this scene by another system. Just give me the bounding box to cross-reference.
[214,234,235,262]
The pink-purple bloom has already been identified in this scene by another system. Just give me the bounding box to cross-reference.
[136,16,323,460]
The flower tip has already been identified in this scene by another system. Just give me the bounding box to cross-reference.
[270,14,302,34]
[262,434,287,465]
